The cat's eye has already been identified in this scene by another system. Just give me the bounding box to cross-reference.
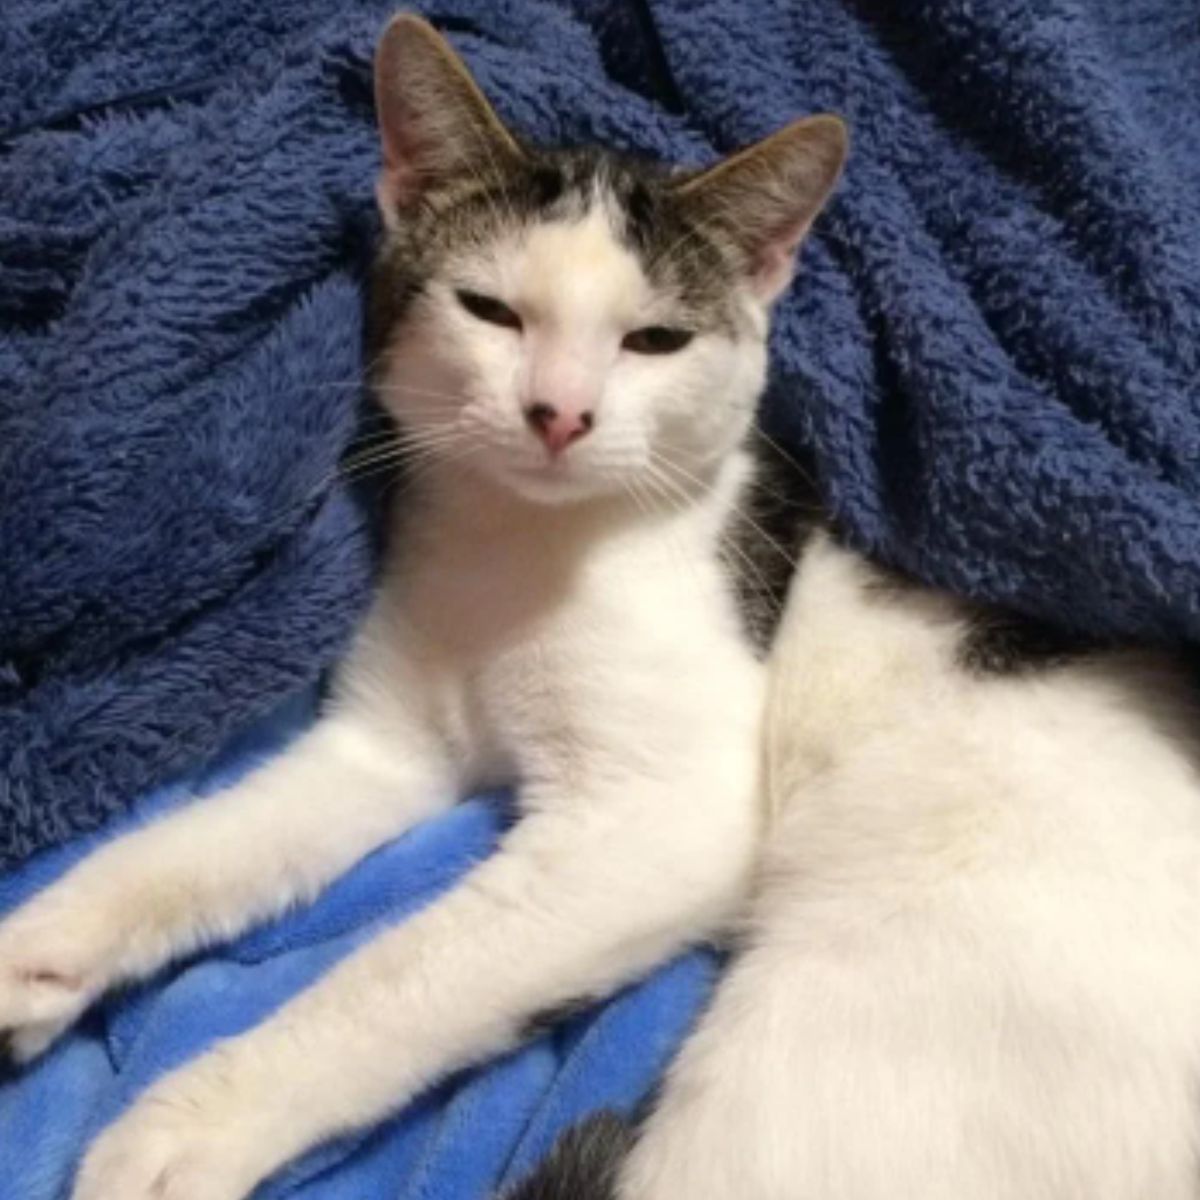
[621,326,694,355]
[455,289,523,330]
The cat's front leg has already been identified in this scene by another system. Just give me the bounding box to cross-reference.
[0,706,451,1064]
[71,779,759,1200]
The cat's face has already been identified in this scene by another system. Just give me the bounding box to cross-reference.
[370,15,846,506]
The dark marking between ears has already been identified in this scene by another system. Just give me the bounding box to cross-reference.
[502,1111,635,1200]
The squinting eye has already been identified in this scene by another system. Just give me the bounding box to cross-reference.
[621,326,694,355]
[455,289,523,330]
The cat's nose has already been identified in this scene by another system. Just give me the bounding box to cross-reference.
[524,402,594,455]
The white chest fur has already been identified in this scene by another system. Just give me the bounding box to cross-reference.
[338,457,765,799]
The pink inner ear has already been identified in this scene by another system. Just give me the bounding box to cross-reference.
[752,223,808,303]
[376,95,432,218]
[376,159,420,218]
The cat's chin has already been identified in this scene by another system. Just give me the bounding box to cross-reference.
[483,460,623,507]
[494,468,614,507]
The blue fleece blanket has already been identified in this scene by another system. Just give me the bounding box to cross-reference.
[2,0,1198,1196]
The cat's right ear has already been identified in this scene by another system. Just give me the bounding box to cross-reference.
[373,13,522,225]
[673,115,848,304]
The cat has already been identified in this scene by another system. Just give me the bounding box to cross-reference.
[5,13,1199,1200]
[513,524,1200,1196]
[0,13,847,1200]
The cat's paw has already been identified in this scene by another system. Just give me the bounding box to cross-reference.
[73,1117,254,1200]
[72,1055,273,1200]
[73,1075,266,1195]
[0,887,125,1061]
[2,1015,79,1067]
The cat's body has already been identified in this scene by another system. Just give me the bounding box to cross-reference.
[508,467,1200,1199]
[1,14,1198,1200]
[609,531,1200,1199]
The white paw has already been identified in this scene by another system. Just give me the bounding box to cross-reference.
[72,1069,265,1200]
[0,886,125,1061]
[5,1015,78,1064]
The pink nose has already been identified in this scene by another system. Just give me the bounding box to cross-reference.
[524,402,594,455]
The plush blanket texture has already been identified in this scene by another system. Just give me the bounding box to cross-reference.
[1,0,1197,1195]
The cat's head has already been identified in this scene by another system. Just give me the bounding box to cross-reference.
[369,13,846,506]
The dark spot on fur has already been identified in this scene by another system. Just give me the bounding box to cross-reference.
[502,1112,634,1200]
[865,560,1108,676]
[520,997,593,1042]
[958,609,1104,676]
[722,429,827,656]
[620,180,656,254]
[529,165,565,209]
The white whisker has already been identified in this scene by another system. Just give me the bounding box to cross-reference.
[651,449,797,571]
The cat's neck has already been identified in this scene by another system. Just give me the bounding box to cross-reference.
[380,450,752,659]
[393,454,740,561]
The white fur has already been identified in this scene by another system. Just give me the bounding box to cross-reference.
[0,193,768,1200]
[620,535,1200,1199]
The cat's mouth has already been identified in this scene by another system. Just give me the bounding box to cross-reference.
[503,458,582,493]
[491,451,615,505]
[510,456,574,479]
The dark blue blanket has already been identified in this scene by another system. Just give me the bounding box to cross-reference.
[2,1,1198,1196]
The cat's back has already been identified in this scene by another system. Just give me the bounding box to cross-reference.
[767,532,1200,876]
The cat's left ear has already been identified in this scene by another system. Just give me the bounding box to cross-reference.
[674,116,848,303]
[373,13,523,223]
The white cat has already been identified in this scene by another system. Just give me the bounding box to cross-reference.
[0,15,845,1199]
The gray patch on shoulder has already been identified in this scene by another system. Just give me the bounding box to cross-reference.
[957,607,1105,676]
[862,558,1108,677]
[721,430,827,656]
[501,1112,634,1200]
